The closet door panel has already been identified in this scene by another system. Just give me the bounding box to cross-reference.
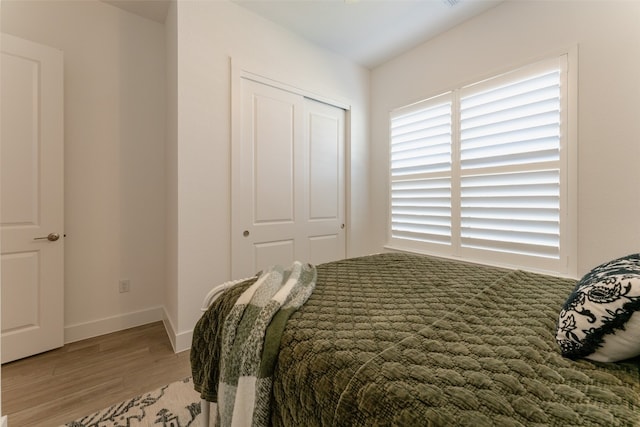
[309,112,340,220]
[254,95,295,223]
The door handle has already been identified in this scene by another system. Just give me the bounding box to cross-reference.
[34,233,60,242]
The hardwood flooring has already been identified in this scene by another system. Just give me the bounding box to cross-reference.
[1,322,192,427]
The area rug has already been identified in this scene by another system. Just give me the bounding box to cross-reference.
[62,377,206,427]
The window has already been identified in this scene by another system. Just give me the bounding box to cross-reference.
[388,55,575,275]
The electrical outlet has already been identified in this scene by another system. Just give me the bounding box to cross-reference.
[119,279,131,293]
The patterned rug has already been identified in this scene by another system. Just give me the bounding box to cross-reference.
[62,377,207,427]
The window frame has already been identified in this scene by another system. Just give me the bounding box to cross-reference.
[386,51,578,277]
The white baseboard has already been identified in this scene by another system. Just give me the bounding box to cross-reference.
[161,308,192,353]
[64,306,164,344]
[175,329,193,353]
[1,414,8,427]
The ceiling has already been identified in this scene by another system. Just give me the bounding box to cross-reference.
[101,0,171,24]
[231,0,503,68]
[102,0,503,69]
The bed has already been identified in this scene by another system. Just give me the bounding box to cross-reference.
[191,252,640,426]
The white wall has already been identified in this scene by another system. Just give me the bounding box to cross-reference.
[166,0,371,349]
[1,0,167,341]
[371,0,640,276]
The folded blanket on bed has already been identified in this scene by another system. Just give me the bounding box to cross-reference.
[200,276,255,312]
[217,261,317,427]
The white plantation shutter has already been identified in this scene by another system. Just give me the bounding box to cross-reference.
[389,95,452,248]
[388,55,571,273]
[459,59,564,260]
[391,177,452,245]
[459,170,560,258]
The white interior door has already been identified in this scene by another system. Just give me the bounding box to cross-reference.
[1,34,64,363]
[232,78,345,278]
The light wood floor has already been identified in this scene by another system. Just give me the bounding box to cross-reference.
[1,322,192,427]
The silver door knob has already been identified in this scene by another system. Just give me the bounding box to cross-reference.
[34,233,60,242]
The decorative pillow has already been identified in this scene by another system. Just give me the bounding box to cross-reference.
[556,253,640,362]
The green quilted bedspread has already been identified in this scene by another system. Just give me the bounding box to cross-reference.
[192,253,640,426]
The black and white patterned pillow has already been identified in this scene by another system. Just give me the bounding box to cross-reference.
[556,253,640,362]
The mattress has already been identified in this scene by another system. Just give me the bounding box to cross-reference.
[192,252,640,426]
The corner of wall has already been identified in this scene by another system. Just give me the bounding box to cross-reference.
[162,307,192,353]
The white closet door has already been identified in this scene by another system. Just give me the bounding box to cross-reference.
[303,98,345,266]
[232,78,345,278]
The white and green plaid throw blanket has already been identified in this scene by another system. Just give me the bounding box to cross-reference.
[217,261,317,426]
